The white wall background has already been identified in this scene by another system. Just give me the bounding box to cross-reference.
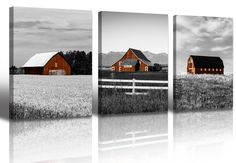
[0,0,235,163]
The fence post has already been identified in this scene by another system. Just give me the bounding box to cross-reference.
[132,78,135,94]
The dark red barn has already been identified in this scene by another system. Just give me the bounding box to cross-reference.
[23,52,71,75]
[112,48,152,72]
[187,55,224,74]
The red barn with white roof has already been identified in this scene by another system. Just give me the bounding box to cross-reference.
[23,52,71,75]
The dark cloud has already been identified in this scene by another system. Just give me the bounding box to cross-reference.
[60,35,92,41]
[37,26,92,32]
[14,20,52,29]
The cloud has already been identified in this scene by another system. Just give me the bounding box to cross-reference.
[176,16,232,39]
[211,46,232,52]
[213,37,224,41]
[189,46,201,53]
[203,19,223,32]
[176,16,233,51]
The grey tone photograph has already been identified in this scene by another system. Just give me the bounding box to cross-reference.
[174,15,233,112]
[10,7,92,120]
[9,7,92,163]
[173,16,233,163]
[98,11,169,114]
[98,11,169,163]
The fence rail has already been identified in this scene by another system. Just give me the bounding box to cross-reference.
[99,79,168,84]
[99,78,168,94]
[99,131,168,151]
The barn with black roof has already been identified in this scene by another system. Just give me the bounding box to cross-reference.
[187,55,224,74]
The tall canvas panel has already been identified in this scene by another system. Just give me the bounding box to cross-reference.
[98,11,169,163]
[10,7,92,163]
[174,15,233,111]
[173,15,233,162]
[98,11,169,114]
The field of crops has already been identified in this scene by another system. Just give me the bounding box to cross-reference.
[10,75,92,120]
[99,88,168,114]
[174,74,233,112]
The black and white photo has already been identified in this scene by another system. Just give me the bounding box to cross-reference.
[98,11,169,114]
[10,7,92,119]
[174,15,233,112]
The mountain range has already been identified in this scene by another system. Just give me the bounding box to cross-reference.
[99,51,168,67]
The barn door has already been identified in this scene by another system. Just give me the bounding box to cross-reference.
[49,69,66,75]
[187,58,194,74]
[135,60,140,71]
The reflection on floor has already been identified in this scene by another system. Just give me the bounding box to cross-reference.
[99,113,168,163]
[174,110,233,163]
[9,110,232,163]
[10,118,92,163]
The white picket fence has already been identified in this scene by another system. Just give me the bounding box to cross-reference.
[99,78,168,95]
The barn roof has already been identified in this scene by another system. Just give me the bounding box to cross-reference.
[120,59,137,66]
[190,55,224,68]
[129,48,152,66]
[23,52,59,67]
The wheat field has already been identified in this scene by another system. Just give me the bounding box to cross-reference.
[10,75,92,120]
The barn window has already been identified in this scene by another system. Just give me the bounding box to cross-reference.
[119,66,121,72]
[216,69,218,71]
[219,69,222,71]
[208,68,211,71]
[145,66,148,71]
[212,69,215,71]
[204,68,207,71]
[55,62,58,67]
[200,68,203,71]
[124,65,132,68]
[112,66,115,71]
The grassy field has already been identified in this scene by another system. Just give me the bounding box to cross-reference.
[99,70,168,80]
[10,75,92,120]
[174,74,233,112]
[99,88,168,114]
[99,70,168,114]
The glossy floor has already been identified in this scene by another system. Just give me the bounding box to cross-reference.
[10,118,92,163]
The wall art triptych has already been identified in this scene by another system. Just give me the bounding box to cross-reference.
[9,7,233,163]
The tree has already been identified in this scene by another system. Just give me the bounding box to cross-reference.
[86,51,92,74]
[10,66,17,74]
[62,50,92,75]
[153,63,162,71]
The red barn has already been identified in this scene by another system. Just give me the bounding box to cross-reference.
[23,52,71,75]
[112,48,152,72]
[187,55,224,74]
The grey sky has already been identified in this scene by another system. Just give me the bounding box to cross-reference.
[12,7,92,67]
[100,12,168,54]
[175,15,233,75]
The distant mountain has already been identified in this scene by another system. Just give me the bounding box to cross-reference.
[99,51,168,67]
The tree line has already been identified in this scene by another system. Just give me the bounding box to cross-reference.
[10,50,92,75]
[58,50,92,75]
